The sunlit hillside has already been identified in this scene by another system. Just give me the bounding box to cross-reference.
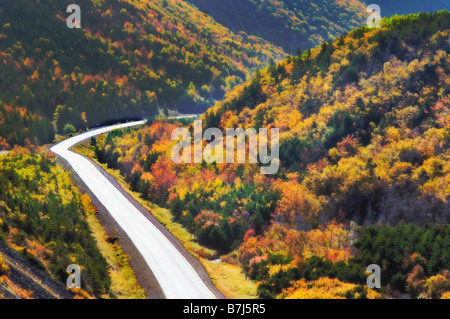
[92,11,450,299]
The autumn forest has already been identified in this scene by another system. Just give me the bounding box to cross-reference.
[0,0,449,300]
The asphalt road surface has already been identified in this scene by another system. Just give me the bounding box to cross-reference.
[51,121,217,299]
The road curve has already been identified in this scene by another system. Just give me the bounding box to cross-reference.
[51,121,217,299]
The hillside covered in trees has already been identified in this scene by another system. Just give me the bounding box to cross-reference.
[187,0,450,54]
[360,1,450,17]
[90,11,450,298]
[0,146,148,299]
[188,0,367,54]
[0,148,111,298]
[0,0,285,148]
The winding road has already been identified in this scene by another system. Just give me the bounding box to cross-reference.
[51,120,217,299]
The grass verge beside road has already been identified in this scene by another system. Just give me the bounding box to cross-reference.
[82,201,147,299]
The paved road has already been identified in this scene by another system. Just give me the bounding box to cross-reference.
[51,121,216,299]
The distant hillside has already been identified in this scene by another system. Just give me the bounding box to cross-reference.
[0,0,284,148]
[187,0,367,53]
[360,1,450,17]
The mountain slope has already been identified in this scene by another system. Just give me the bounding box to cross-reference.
[187,0,367,53]
[360,1,450,17]
[0,0,284,148]
[95,10,450,249]
[0,149,112,298]
[89,11,450,299]
[203,11,450,225]
[0,240,72,299]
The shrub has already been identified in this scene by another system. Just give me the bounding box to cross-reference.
[63,123,76,135]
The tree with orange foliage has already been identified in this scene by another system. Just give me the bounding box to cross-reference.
[273,180,323,230]
[148,159,177,204]
[194,210,223,229]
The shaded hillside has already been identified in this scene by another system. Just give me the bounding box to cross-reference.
[361,1,450,17]
[0,240,73,299]
[0,0,284,148]
[188,0,367,53]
